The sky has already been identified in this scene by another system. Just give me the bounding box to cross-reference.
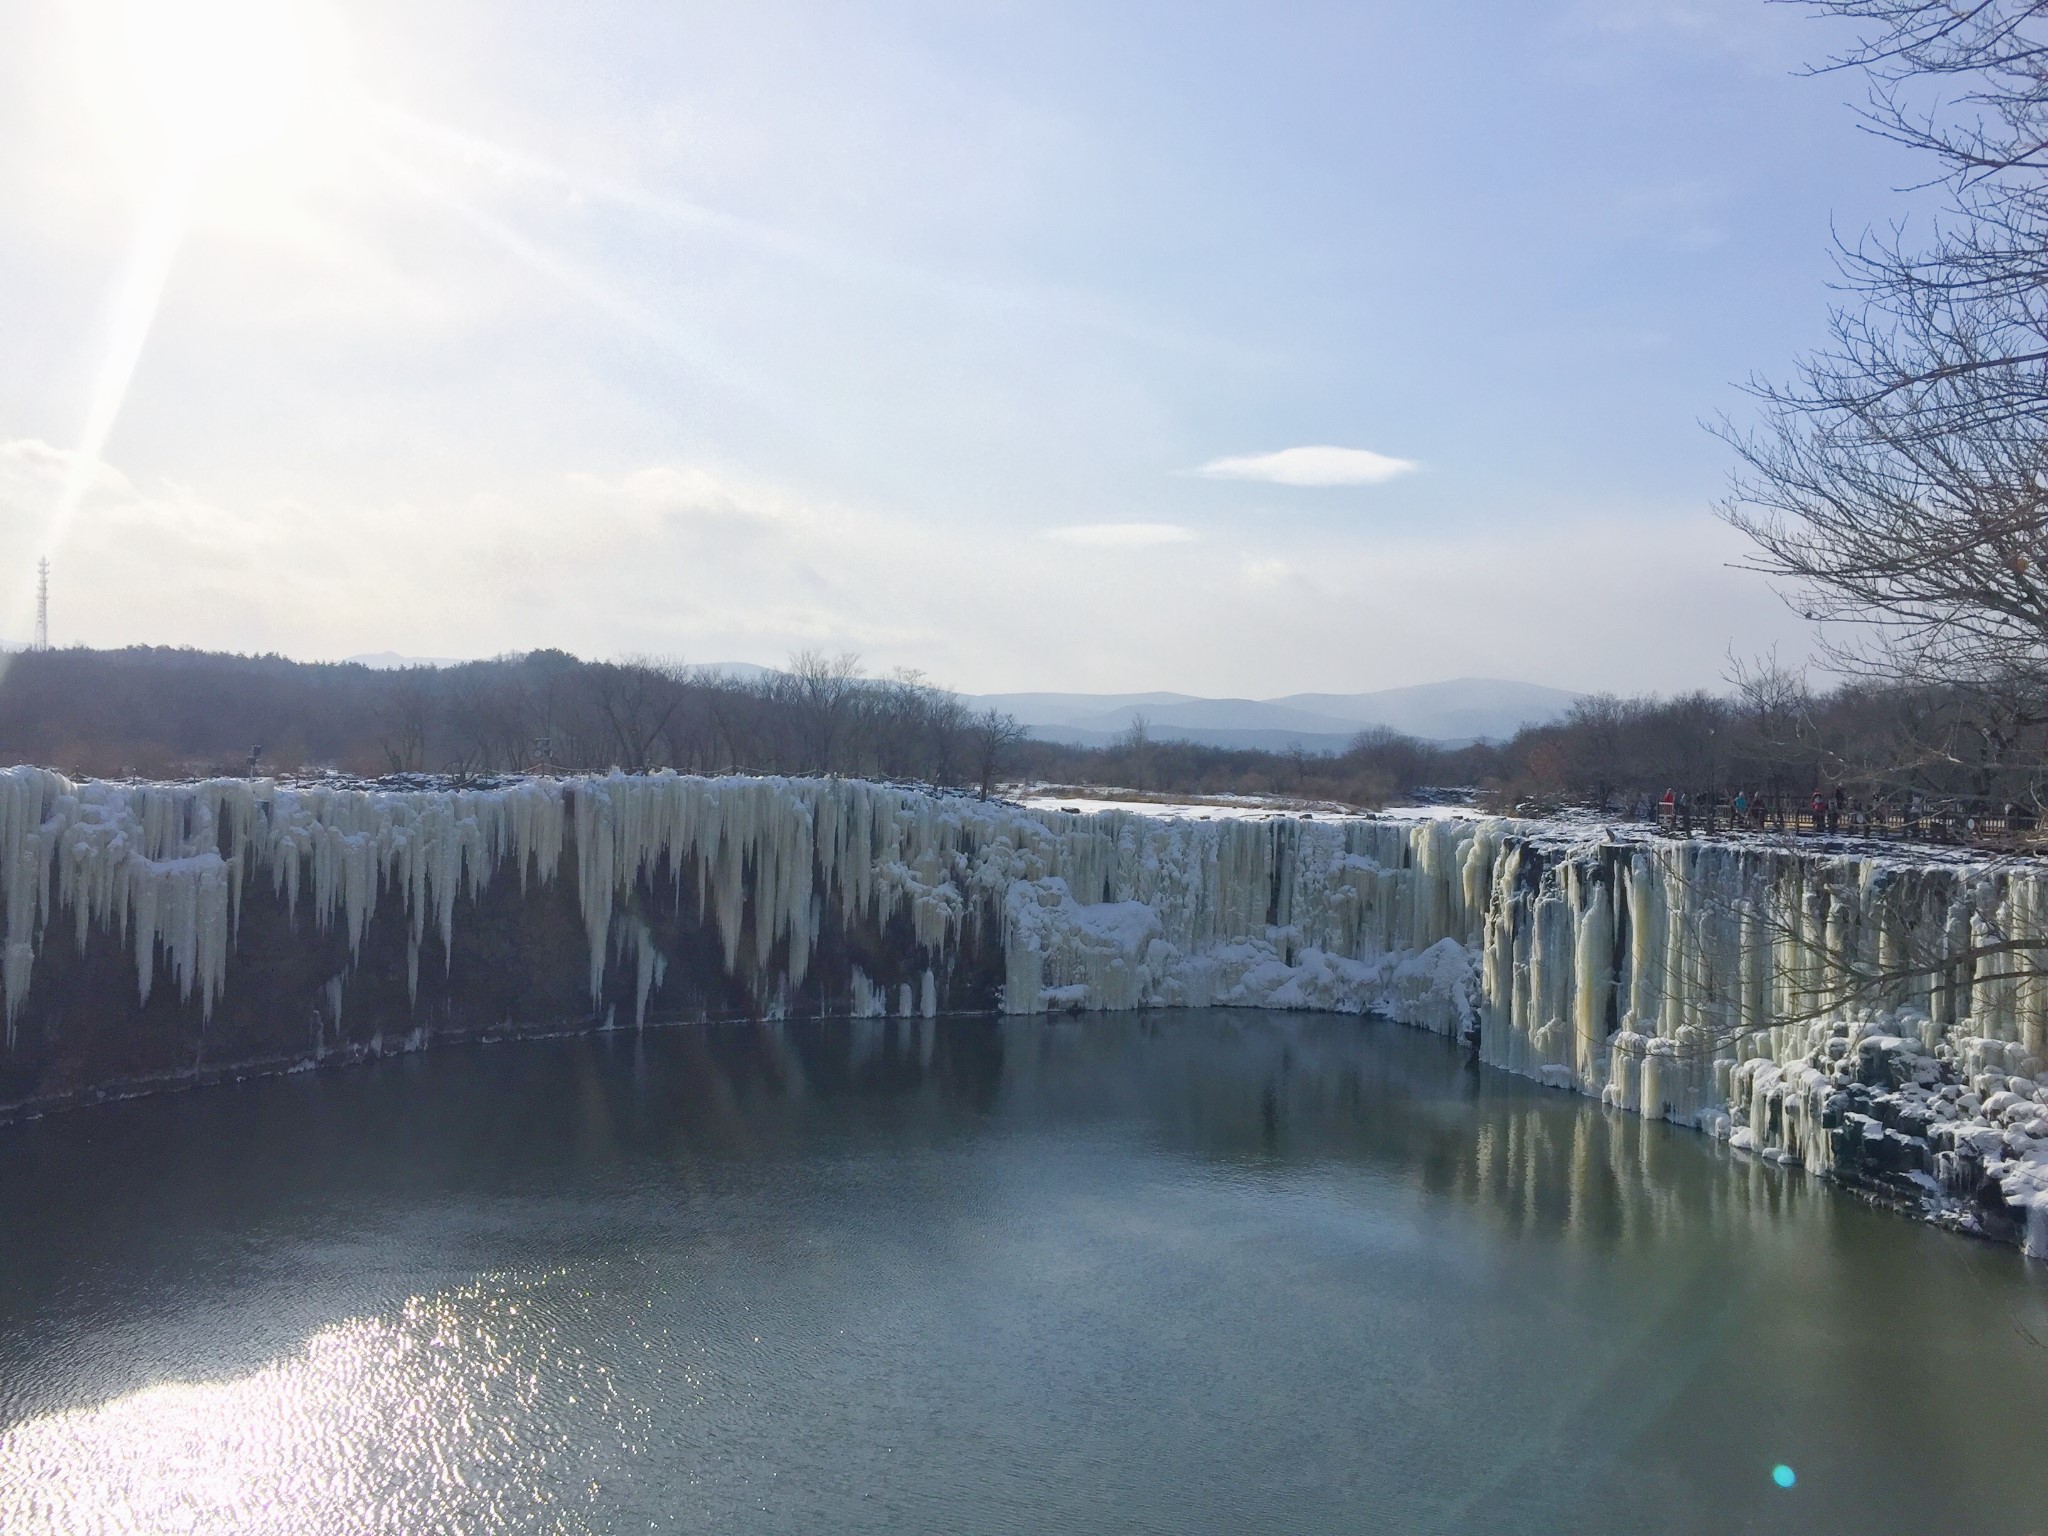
[0,0,1920,696]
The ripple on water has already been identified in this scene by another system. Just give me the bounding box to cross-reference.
[0,1012,2044,1536]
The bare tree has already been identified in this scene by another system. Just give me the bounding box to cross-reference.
[514,650,603,772]
[863,669,970,786]
[1725,3,2048,712]
[783,650,864,772]
[919,687,970,787]
[374,668,437,774]
[968,708,1029,799]
[695,669,773,772]
[1117,712,1154,793]
[444,663,536,775]
[656,677,717,773]
[589,656,687,772]
[1345,726,1432,794]
[1560,696,1629,807]
[1283,740,1311,791]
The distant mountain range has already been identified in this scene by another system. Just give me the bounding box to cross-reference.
[340,655,1577,750]
[968,678,1580,750]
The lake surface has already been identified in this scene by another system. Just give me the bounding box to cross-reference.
[0,1010,2044,1535]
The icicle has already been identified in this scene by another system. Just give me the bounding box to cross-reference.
[5,765,2046,1197]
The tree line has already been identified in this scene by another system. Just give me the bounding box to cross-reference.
[1026,677,2048,814]
[0,647,1026,798]
[1495,668,2048,815]
[10,643,2045,816]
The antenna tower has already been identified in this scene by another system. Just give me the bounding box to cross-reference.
[33,558,48,652]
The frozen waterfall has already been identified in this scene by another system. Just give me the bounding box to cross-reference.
[3,765,2045,1254]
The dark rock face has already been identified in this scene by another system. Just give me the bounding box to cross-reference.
[1,828,1002,1121]
[1740,1028,2042,1249]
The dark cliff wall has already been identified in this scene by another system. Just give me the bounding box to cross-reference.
[1,826,1004,1121]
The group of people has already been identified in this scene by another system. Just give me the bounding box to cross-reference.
[1633,786,1851,836]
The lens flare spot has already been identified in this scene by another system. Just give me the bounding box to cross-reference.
[1772,1463,1797,1489]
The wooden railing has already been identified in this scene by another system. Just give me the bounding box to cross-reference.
[1641,799,2047,852]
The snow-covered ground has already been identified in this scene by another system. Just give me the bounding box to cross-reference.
[1010,785,1487,823]
[1012,787,1366,821]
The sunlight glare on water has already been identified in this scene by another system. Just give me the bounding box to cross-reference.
[0,1012,2043,1535]
[0,1281,593,1533]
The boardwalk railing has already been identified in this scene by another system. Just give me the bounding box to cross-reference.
[1642,798,2046,852]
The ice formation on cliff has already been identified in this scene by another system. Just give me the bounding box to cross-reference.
[3,763,2046,1253]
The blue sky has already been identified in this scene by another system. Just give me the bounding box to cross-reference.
[0,0,1913,694]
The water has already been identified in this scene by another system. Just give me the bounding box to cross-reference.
[0,1011,2043,1535]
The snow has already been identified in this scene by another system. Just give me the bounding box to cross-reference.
[1012,789,1370,821]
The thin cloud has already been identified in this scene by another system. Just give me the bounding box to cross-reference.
[1046,522,1197,547]
[3,440,1814,693]
[1195,446,1419,487]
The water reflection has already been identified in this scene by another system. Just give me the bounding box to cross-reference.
[994,1011,1839,1253]
[0,1011,2042,1536]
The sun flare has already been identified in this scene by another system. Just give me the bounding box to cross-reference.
[18,0,358,639]
[124,0,317,161]
[79,0,355,183]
